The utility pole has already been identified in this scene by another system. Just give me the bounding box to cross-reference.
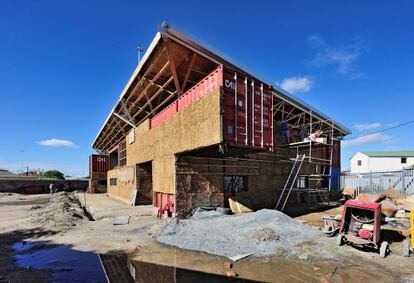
[21,149,24,173]
[136,45,144,64]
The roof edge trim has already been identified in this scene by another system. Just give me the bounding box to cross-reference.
[92,32,162,148]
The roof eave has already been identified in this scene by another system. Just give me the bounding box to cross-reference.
[92,32,163,149]
[272,85,352,135]
[166,27,351,136]
[92,25,352,150]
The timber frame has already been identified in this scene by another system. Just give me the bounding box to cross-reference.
[92,23,351,152]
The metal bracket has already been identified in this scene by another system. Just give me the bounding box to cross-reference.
[113,111,135,128]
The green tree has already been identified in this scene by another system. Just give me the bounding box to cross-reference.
[43,170,65,180]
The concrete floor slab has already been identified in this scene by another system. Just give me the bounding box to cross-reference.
[76,193,153,220]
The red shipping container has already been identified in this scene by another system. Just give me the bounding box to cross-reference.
[89,154,109,174]
[150,101,177,128]
[149,65,274,151]
[177,66,223,111]
[222,68,273,150]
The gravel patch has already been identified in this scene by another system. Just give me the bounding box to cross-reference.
[156,209,321,258]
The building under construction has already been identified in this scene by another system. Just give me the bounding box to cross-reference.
[90,24,351,217]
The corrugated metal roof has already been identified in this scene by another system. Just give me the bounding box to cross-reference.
[362,151,414,157]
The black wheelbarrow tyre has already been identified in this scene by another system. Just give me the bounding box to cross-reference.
[380,241,389,258]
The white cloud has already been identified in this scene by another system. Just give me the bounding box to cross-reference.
[342,133,393,147]
[278,76,313,94]
[38,138,77,148]
[308,35,364,76]
[354,122,382,131]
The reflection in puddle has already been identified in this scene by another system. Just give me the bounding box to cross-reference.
[12,241,107,283]
[127,259,258,283]
[123,243,328,283]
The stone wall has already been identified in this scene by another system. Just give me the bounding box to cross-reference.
[0,178,88,194]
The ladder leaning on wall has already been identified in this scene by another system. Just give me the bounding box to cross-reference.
[275,154,306,212]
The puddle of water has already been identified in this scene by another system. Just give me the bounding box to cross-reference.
[123,243,329,283]
[12,241,107,283]
[128,260,258,282]
[12,241,43,253]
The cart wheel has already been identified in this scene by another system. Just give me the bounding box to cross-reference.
[336,234,343,246]
[403,239,410,257]
[380,241,389,258]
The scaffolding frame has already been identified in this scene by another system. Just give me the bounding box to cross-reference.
[274,99,345,209]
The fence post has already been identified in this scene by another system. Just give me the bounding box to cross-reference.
[369,171,373,192]
[402,170,406,195]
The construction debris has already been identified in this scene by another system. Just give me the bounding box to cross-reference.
[228,252,256,262]
[228,197,253,214]
[29,192,86,231]
[380,199,399,217]
[356,193,385,203]
[223,261,232,269]
[226,270,238,278]
[112,216,131,225]
[322,215,341,236]
[384,188,405,202]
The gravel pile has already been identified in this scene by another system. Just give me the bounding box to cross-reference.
[156,209,321,258]
[190,208,225,220]
[30,192,86,231]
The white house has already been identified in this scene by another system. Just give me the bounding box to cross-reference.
[350,151,414,173]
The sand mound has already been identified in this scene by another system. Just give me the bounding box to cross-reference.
[156,209,320,258]
[30,192,85,231]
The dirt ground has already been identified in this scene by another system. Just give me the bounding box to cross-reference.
[0,192,414,283]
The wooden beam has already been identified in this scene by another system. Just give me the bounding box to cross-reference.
[128,61,170,115]
[181,53,196,92]
[166,46,182,95]
[124,47,167,105]
[282,112,304,123]
[141,85,153,112]
[136,90,177,125]
[143,77,175,95]
[131,76,174,120]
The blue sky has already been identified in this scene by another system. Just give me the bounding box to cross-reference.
[1,1,413,176]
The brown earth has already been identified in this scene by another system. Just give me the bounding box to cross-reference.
[0,193,413,283]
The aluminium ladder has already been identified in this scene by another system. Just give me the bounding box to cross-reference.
[275,154,306,212]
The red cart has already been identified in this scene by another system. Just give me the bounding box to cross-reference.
[337,199,389,257]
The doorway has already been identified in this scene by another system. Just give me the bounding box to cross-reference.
[135,161,153,205]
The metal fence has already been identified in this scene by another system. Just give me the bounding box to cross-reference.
[340,169,414,196]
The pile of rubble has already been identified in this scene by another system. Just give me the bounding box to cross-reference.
[355,188,411,219]
[30,192,86,231]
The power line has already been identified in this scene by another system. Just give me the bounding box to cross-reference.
[344,119,414,140]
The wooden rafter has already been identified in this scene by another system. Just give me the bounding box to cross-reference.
[124,47,167,105]
[181,53,196,92]
[136,90,177,126]
[131,76,174,120]
[128,60,170,115]
[165,48,182,95]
